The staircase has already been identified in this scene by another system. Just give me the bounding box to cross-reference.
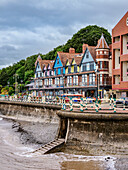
[31,138,65,154]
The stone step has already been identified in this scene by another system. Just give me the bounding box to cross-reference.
[31,138,65,154]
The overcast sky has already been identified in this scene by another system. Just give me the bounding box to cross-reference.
[0,0,127,69]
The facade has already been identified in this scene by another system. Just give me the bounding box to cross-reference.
[112,11,128,98]
[31,35,112,98]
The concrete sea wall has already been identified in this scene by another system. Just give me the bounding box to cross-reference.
[57,111,128,155]
[0,101,128,156]
[0,101,61,123]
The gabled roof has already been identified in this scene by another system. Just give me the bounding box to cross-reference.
[57,51,82,67]
[47,61,54,70]
[35,55,53,71]
[80,45,96,65]
[72,56,82,66]
[96,34,109,49]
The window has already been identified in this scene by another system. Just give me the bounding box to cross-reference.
[74,65,77,73]
[49,70,52,76]
[90,62,94,71]
[82,64,87,72]
[44,79,48,86]
[104,75,107,85]
[82,74,87,86]
[36,73,38,78]
[99,74,102,85]
[126,17,128,26]
[100,61,102,69]
[55,78,59,86]
[86,51,89,58]
[39,80,42,88]
[89,74,95,85]
[45,71,47,77]
[73,75,78,85]
[57,58,59,64]
[60,77,64,86]
[104,61,108,68]
[40,72,42,77]
[104,51,107,54]
[67,76,72,86]
[49,78,52,86]
[68,66,71,74]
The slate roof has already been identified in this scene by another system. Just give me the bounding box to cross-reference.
[96,34,109,49]
[35,55,53,71]
[57,51,82,66]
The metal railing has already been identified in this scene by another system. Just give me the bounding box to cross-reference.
[1,95,128,113]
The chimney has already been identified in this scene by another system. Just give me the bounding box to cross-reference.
[82,44,88,53]
[69,48,75,54]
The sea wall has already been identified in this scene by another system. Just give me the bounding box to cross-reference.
[57,111,128,155]
[1,101,128,155]
[0,101,61,123]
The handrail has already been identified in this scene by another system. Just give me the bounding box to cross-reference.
[1,95,128,113]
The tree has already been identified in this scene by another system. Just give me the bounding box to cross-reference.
[24,70,34,83]
[8,87,14,95]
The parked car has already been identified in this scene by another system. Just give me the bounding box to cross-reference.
[116,97,128,105]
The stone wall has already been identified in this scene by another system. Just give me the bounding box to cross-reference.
[66,119,128,155]
[0,101,61,123]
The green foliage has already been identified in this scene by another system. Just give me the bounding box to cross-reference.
[8,87,14,95]
[0,25,111,88]
[24,70,34,82]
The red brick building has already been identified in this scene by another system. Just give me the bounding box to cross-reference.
[112,11,128,98]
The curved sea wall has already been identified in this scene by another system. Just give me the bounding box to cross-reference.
[1,101,128,156]
[57,111,128,155]
[0,101,61,123]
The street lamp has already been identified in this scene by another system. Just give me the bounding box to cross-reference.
[20,80,23,93]
[96,62,100,99]
[13,73,19,95]
[62,74,65,95]
[7,81,10,87]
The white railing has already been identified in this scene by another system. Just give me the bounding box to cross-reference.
[1,95,128,113]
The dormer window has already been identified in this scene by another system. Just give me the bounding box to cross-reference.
[126,17,128,26]
[74,65,77,73]
[86,51,89,58]
[68,66,71,74]
[49,70,52,76]
[57,58,59,64]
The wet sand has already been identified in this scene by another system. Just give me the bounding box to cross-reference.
[0,116,128,170]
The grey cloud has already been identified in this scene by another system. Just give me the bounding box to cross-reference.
[0,45,17,51]
[0,0,128,68]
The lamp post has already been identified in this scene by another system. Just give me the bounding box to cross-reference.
[62,74,65,95]
[13,74,19,95]
[8,81,10,87]
[20,80,23,93]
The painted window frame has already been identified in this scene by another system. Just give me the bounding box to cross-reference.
[73,75,78,85]
[82,74,87,86]
[67,76,72,86]
[89,73,95,86]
